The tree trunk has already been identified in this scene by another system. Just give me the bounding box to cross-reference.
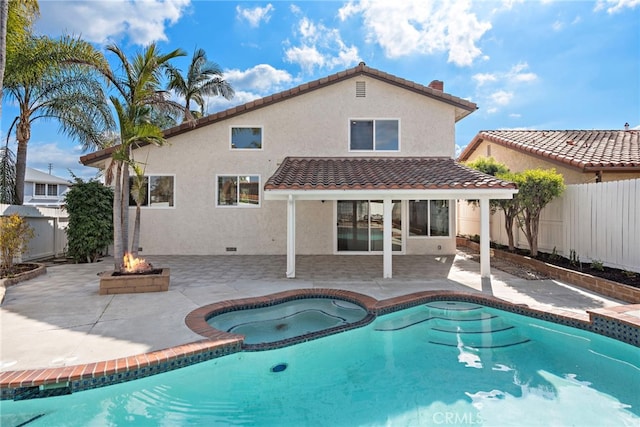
[505,214,515,251]
[14,119,30,205]
[112,161,123,271]
[121,165,130,255]
[131,205,140,257]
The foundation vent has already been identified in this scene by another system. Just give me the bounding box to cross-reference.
[356,81,366,98]
[226,247,237,252]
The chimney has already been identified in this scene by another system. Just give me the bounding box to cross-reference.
[624,122,630,131]
[428,80,444,91]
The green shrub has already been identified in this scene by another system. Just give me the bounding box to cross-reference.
[590,260,604,271]
[65,177,113,263]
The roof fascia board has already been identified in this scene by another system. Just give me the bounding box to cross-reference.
[263,188,518,201]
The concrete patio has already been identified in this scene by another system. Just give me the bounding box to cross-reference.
[0,251,627,372]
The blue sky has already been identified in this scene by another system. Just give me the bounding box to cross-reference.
[2,0,638,180]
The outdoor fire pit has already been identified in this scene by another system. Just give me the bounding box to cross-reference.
[99,253,170,295]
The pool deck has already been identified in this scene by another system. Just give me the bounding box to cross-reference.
[1,250,635,377]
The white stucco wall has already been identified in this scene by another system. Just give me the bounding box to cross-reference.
[125,76,462,255]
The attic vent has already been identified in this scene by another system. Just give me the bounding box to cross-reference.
[356,81,366,98]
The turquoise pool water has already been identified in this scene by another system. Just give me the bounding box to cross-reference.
[208,297,368,344]
[2,301,639,426]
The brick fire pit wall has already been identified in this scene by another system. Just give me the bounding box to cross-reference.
[99,268,170,295]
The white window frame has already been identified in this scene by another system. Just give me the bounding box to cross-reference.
[407,199,452,238]
[34,183,58,198]
[230,126,264,150]
[348,118,400,152]
[128,174,176,209]
[216,174,261,208]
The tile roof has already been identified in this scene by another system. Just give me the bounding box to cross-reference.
[80,63,477,166]
[264,157,517,191]
[459,130,640,171]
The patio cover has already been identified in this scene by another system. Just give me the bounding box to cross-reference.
[264,157,518,279]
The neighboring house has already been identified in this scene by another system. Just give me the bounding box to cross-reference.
[81,63,517,278]
[457,130,640,269]
[458,129,640,184]
[23,167,71,208]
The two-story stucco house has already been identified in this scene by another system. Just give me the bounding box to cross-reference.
[23,167,71,208]
[81,63,517,279]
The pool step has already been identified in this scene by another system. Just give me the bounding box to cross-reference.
[427,326,530,349]
[375,301,530,349]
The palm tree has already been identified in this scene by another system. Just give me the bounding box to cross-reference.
[0,0,39,202]
[165,47,234,122]
[1,0,40,100]
[101,43,185,270]
[4,33,113,204]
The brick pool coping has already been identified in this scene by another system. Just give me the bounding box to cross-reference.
[2,289,639,401]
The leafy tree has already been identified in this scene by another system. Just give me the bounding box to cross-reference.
[165,47,234,122]
[495,171,522,251]
[4,33,113,204]
[512,168,565,256]
[100,43,185,271]
[64,176,113,263]
[465,157,521,250]
[0,212,33,272]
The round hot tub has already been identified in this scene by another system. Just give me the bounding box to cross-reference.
[187,290,376,350]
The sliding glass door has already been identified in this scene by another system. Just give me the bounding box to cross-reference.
[337,200,402,252]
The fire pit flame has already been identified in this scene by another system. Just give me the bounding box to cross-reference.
[122,252,153,273]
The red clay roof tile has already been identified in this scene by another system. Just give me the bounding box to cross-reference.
[459,130,640,171]
[264,157,517,191]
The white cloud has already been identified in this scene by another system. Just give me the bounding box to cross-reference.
[507,62,538,83]
[552,20,564,31]
[472,73,497,86]
[338,0,491,67]
[490,90,513,106]
[36,0,191,46]
[236,4,274,28]
[204,64,295,114]
[473,63,537,114]
[509,113,522,118]
[594,0,640,14]
[27,141,98,181]
[224,64,294,93]
[284,16,360,74]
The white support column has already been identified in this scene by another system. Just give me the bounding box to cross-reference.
[383,198,393,278]
[286,194,296,278]
[479,198,491,278]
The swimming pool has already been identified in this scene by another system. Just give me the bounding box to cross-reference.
[2,299,638,426]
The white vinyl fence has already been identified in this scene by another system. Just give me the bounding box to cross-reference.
[0,204,68,262]
[457,178,640,273]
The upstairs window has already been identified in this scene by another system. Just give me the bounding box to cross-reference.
[231,127,263,150]
[34,183,58,197]
[350,119,399,151]
[217,175,260,207]
[128,175,175,207]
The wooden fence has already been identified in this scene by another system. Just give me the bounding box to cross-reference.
[457,178,640,273]
[0,204,68,261]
